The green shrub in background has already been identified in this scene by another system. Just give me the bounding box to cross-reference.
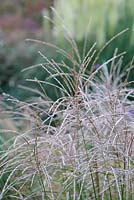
[0,41,61,99]
[0,43,39,97]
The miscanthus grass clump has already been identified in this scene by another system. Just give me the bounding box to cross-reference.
[0,31,134,200]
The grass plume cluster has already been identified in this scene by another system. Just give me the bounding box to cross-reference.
[0,30,134,200]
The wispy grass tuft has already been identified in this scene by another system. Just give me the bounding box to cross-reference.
[0,29,134,200]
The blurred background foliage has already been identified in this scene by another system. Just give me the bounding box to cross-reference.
[0,0,134,99]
